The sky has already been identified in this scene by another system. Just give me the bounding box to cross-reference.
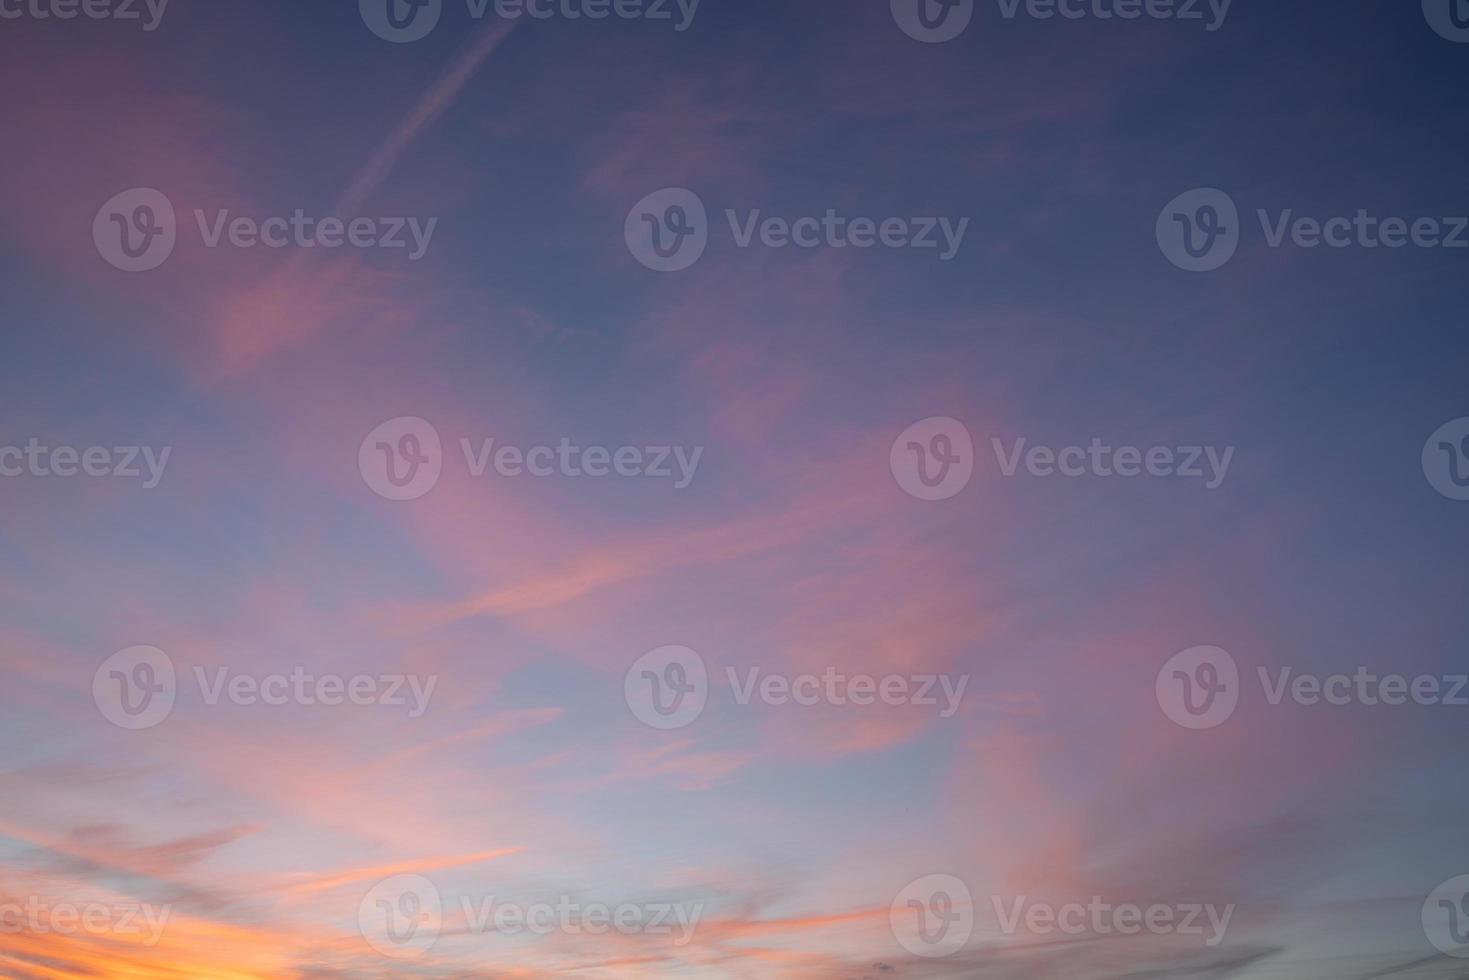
[1,0,1468,977]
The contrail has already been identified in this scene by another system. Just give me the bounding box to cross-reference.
[337,15,521,218]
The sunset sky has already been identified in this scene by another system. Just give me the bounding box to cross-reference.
[1,0,1467,977]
